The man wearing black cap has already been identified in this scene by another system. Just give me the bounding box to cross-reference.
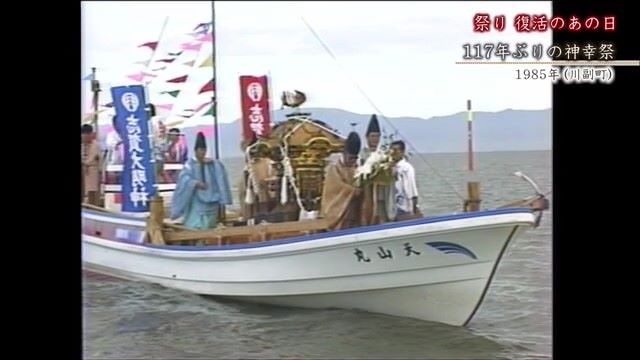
[320,132,363,230]
[359,114,382,166]
[170,132,233,230]
[360,114,395,225]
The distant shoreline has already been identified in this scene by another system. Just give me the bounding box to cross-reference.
[216,149,551,161]
[97,108,551,157]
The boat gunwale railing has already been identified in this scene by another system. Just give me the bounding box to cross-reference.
[82,205,535,250]
[104,207,535,251]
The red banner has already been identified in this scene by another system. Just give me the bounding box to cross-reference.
[239,75,271,141]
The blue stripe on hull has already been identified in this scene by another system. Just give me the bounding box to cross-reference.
[82,207,533,251]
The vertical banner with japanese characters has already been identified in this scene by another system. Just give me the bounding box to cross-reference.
[239,75,271,141]
[111,85,156,212]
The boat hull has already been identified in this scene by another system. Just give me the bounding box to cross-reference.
[82,208,534,326]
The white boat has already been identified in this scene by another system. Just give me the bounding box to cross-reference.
[82,6,549,327]
[82,206,537,326]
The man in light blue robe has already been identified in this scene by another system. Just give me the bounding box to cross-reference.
[170,132,232,230]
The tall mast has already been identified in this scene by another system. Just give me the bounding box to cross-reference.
[464,99,481,212]
[212,1,220,160]
[467,99,474,171]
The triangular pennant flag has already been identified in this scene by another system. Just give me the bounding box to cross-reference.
[101,102,114,108]
[152,66,167,72]
[193,22,211,31]
[141,71,158,78]
[196,33,213,42]
[168,50,184,57]
[134,60,151,66]
[198,57,214,68]
[198,80,215,94]
[193,22,213,34]
[183,60,195,67]
[156,58,176,63]
[156,104,174,111]
[166,75,188,83]
[194,101,212,113]
[203,104,215,117]
[138,41,158,50]
[82,73,94,81]
[127,73,145,82]
[161,90,180,98]
[180,42,202,51]
[178,113,194,118]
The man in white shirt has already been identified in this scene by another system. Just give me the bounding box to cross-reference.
[390,140,420,218]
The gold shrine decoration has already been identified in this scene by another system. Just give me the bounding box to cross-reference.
[247,115,345,211]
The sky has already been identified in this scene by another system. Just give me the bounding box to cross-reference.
[81,1,552,127]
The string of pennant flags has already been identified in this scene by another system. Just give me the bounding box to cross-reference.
[82,20,216,124]
[156,41,202,116]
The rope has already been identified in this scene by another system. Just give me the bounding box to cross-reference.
[300,17,465,201]
[243,147,256,205]
[281,121,308,211]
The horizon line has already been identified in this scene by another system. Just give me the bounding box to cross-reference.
[214,148,552,160]
[93,107,550,127]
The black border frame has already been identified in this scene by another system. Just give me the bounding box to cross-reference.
[18,0,638,358]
